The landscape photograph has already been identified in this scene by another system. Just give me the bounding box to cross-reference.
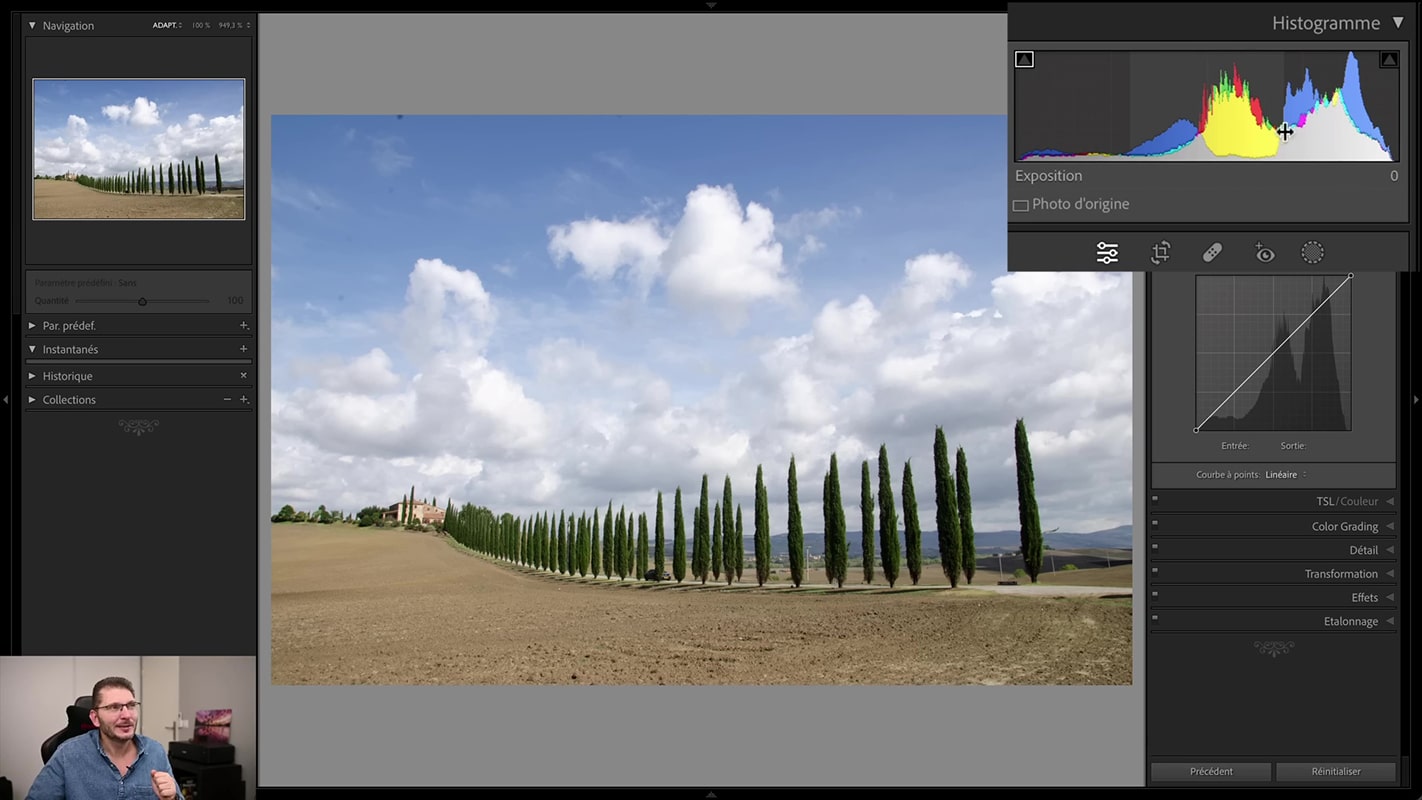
[270,115,1134,686]
[33,78,245,220]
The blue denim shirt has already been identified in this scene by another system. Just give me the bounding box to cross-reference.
[26,730,187,800]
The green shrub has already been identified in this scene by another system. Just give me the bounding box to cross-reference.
[1061,563,1078,571]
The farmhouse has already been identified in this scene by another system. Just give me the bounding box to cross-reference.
[383,499,445,526]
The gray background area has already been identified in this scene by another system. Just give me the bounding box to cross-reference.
[258,13,1146,788]
[1151,271,1396,461]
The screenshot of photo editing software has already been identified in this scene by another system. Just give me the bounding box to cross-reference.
[5,5,1415,796]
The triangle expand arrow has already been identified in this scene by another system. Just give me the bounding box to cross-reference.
[1393,16,1403,28]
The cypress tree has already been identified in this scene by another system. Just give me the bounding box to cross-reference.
[722,477,735,585]
[628,513,637,578]
[823,470,834,584]
[787,456,805,587]
[569,514,578,574]
[860,460,875,584]
[637,513,648,579]
[214,154,223,193]
[603,502,614,579]
[571,512,581,575]
[409,485,416,525]
[168,163,175,195]
[711,503,722,581]
[1015,419,1044,582]
[694,475,710,584]
[444,500,454,534]
[655,491,666,575]
[754,465,771,586]
[877,445,900,588]
[563,514,572,573]
[554,512,563,573]
[673,487,687,583]
[828,454,848,588]
[615,506,627,580]
[563,514,571,573]
[933,428,962,587]
[903,460,923,585]
[735,505,745,581]
[591,510,602,578]
[580,517,591,579]
[690,485,702,581]
[956,446,977,584]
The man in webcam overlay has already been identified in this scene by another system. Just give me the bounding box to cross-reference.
[26,677,184,800]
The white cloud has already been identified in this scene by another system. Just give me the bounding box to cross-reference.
[273,257,553,508]
[778,205,861,241]
[401,257,496,357]
[100,97,160,126]
[547,216,666,289]
[661,185,794,329]
[547,184,796,330]
[274,237,1131,533]
[899,251,972,309]
[316,348,402,393]
[812,295,881,357]
[34,100,243,179]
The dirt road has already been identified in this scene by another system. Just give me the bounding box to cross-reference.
[272,524,1132,686]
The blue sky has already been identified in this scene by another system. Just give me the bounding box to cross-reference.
[33,79,244,179]
[271,115,1133,533]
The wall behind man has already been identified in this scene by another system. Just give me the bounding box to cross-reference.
[0,656,143,798]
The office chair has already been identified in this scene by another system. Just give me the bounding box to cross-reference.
[40,696,97,764]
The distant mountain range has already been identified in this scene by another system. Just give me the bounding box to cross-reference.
[735,525,1132,558]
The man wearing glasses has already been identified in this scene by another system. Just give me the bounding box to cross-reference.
[26,677,183,800]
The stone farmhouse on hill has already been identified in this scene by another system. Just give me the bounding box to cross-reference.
[382,498,446,526]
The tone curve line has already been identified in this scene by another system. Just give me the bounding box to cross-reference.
[1195,273,1352,433]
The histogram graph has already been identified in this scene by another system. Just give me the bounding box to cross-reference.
[1195,274,1352,432]
[1015,51,1398,162]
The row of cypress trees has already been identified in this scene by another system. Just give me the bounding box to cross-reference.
[67,154,226,195]
[434,419,1046,587]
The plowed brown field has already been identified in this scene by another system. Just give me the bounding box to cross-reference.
[34,179,244,219]
[272,524,1132,686]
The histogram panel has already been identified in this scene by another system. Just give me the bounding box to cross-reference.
[1015,51,1399,162]
[1195,275,1353,432]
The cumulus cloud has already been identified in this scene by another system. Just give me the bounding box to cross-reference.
[34,97,243,180]
[273,247,1132,533]
[898,251,972,310]
[661,185,793,328]
[547,216,665,289]
[273,257,552,497]
[546,184,794,330]
[101,97,160,126]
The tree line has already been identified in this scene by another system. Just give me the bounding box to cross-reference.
[419,419,1048,586]
[39,154,226,195]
